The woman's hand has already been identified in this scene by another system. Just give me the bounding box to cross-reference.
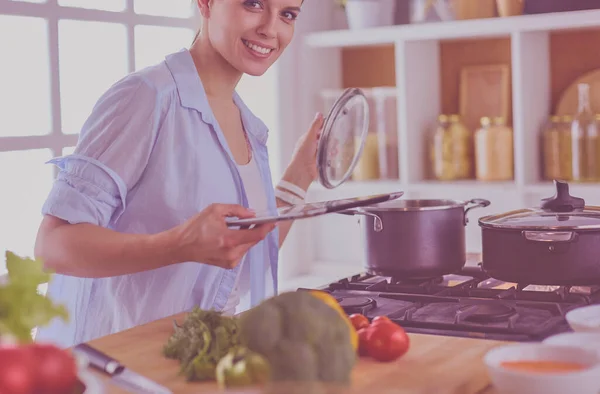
[172,204,275,269]
[281,112,325,192]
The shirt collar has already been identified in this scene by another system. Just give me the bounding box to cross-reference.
[165,48,268,145]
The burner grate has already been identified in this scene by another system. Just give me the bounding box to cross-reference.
[307,266,600,342]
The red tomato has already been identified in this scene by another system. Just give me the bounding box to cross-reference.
[349,314,370,331]
[0,347,36,394]
[357,328,370,357]
[30,343,78,394]
[366,323,410,362]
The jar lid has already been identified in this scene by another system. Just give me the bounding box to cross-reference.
[478,180,600,230]
[317,88,370,189]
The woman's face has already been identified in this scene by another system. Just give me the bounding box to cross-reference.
[201,0,302,76]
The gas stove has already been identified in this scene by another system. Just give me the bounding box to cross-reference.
[300,265,600,342]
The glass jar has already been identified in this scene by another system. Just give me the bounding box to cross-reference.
[559,115,574,181]
[569,83,600,182]
[372,87,399,180]
[430,114,473,180]
[540,115,562,181]
[350,89,380,181]
[474,116,513,181]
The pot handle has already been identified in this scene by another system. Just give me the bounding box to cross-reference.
[464,198,491,225]
[522,231,578,243]
[338,209,383,232]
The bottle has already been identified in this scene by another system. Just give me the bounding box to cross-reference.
[570,83,599,182]
[474,116,514,181]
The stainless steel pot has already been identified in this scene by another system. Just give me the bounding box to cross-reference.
[478,180,600,286]
[345,198,490,279]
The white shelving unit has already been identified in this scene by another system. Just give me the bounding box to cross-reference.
[277,4,600,285]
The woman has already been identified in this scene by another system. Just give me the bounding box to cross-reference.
[34,0,321,348]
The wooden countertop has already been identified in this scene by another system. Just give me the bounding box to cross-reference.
[85,311,508,394]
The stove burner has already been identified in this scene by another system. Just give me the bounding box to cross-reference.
[310,264,600,342]
[338,297,376,315]
[463,304,517,323]
[391,276,443,285]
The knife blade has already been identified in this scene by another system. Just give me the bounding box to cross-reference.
[73,343,173,394]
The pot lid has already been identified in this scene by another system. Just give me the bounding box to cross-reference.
[317,88,370,189]
[478,180,600,230]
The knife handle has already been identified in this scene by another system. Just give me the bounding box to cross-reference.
[73,343,124,375]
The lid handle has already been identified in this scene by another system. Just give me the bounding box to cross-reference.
[540,180,585,212]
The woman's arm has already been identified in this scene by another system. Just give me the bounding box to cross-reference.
[276,113,324,248]
[35,215,178,278]
[275,168,313,248]
[35,204,275,278]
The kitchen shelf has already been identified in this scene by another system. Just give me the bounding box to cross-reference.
[280,4,600,281]
[525,182,600,193]
[305,9,600,48]
[408,180,517,191]
[307,180,520,204]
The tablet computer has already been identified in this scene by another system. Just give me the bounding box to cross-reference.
[226,191,404,228]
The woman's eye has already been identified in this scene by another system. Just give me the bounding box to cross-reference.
[244,0,262,9]
[282,11,297,21]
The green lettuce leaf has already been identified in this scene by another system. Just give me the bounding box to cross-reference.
[0,251,69,343]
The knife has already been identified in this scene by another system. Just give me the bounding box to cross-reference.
[73,343,173,394]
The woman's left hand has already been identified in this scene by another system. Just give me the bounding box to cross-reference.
[281,112,324,192]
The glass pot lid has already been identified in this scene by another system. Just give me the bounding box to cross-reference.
[317,88,370,189]
[478,180,600,230]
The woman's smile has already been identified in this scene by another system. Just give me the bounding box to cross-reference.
[241,38,276,58]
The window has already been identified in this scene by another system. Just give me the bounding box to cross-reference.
[0,0,198,275]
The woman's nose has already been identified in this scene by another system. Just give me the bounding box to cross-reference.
[256,13,277,38]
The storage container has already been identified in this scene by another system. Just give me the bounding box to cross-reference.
[430,114,474,180]
[474,116,513,181]
[372,87,399,180]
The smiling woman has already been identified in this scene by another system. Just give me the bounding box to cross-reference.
[195,0,301,76]
[34,0,322,348]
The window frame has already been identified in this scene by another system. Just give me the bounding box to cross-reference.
[0,0,199,161]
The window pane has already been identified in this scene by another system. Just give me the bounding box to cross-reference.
[134,0,194,18]
[0,149,53,276]
[59,20,128,134]
[62,146,76,155]
[58,0,126,12]
[134,25,194,70]
[0,16,51,137]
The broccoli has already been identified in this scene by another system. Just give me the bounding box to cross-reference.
[237,291,357,386]
[163,307,241,381]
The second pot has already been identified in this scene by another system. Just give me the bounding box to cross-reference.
[349,198,490,279]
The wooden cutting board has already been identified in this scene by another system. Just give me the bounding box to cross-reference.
[84,311,508,394]
[556,68,600,115]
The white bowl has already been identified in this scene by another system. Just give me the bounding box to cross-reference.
[484,343,600,394]
[544,332,600,356]
[566,305,600,333]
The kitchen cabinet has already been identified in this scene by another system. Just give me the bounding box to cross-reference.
[277,3,600,277]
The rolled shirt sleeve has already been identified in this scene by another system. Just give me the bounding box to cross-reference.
[42,75,162,227]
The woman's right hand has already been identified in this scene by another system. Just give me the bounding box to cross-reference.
[172,204,276,269]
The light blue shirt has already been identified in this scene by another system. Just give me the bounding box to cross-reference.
[35,48,280,348]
